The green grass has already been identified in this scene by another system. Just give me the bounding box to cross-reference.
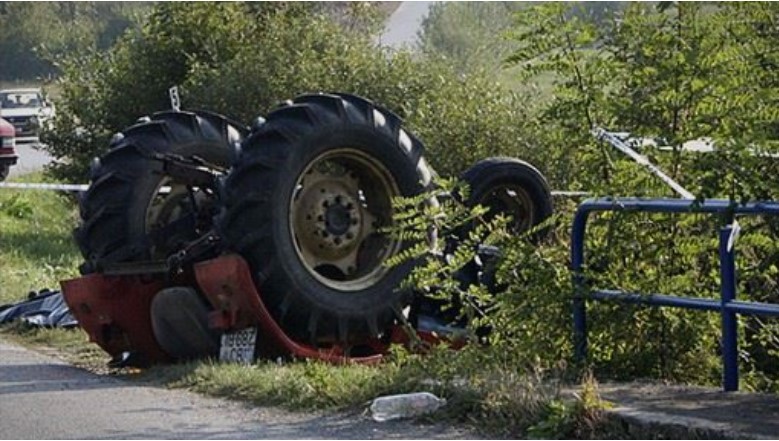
[155,358,403,410]
[0,172,81,305]
[0,172,108,366]
[142,346,566,436]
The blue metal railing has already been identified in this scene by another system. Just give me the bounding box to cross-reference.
[572,197,779,391]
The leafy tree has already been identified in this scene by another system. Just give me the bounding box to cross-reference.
[0,3,62,80]
[43,2,542,183]
[0,2,150,81]
[499,2,779,386]
[419,2,525,74]
[419,2,625,76]
[394,1,779,390]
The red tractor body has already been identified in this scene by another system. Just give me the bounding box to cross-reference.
[61,254,437,364]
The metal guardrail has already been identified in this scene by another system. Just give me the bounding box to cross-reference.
[572,197,779,391]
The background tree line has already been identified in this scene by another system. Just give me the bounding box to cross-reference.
[0,2,152,82]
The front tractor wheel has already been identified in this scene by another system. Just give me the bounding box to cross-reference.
[220,93,434,345]
[461,157,553,237]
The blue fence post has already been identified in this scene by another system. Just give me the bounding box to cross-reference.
[573,277,587,362]
[719,224,739,391]
[572,207,590,363]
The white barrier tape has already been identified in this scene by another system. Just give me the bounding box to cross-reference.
[727,219,741,252]
[0,182,89,192]
[2,181,592,197]
[551,191,590,197]
[593,127,696,200]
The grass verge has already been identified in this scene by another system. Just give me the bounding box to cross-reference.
[0,172,81,305]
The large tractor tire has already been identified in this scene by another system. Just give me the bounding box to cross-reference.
[219,93,434,345]
[0,164,9,181]
[77,110,247,273]
[461,157,553,236]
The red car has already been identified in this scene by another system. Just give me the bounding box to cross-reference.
[0,117,18,181]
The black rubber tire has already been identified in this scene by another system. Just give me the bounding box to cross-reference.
[460,157,553,236]
[219,92,434,344]
[76,110,247,273]
[0,164,8,181]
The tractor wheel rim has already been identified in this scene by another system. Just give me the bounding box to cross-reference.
[290,148,400,292]
[478,183,535,233]
[145,178,213,259]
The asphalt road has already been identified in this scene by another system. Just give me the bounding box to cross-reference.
[8,141,54,179]
[0,338,476,439]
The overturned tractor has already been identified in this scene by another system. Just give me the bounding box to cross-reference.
[62,93,553,365]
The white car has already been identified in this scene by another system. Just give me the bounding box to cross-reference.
[0,88,56,143]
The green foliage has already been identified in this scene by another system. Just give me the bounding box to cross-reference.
[526,374,608,439]
[419,2,527,74]
[0,194,33,219]
[42,2,542,183]
[386,1,779,392]
[0,2,150,81]
[389,178,575,364]
[420,3,626,72]
[388,179,513,335]
[501,2,779,389]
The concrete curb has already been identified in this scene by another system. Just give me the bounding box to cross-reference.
[604,406,770,439]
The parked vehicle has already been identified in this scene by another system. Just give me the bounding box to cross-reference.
[0,88,56,143]
[0,117,17,181]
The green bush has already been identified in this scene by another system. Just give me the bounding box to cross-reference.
[42,2,542,183]
[392,2,779,391]
[506,2,778,388]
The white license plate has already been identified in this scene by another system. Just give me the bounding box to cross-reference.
[219,327,257,363]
